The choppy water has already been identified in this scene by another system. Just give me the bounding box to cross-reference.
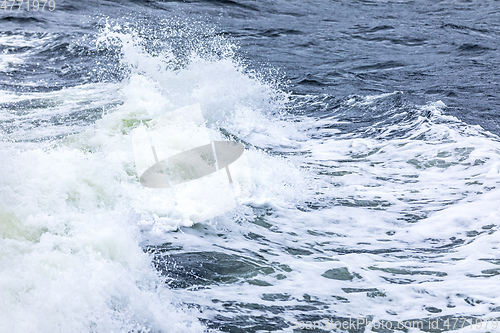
[1,1,500,332]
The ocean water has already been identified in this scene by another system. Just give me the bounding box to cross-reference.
[1,0,500,332]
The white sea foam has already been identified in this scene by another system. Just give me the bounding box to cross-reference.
[154,97,500,328]
[3,19,500,333]
[0,83,121,142]
[0,146,205,332]
[0,22,306,332]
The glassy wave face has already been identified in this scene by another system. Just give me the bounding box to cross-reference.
[1,0,499,332]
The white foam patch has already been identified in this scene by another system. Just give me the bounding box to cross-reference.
[0,83,121,141]
[0,147,204,332]
[0,22,308,331]
[261,99,500,320]
[90,24,500,323]
[157,97,500,326]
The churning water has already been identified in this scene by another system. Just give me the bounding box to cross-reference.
[1,0,500,332]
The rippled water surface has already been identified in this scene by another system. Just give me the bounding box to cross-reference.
[1,1,500,332]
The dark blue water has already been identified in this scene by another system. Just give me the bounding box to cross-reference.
[1,1,500,332]
[2,0,499,131]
